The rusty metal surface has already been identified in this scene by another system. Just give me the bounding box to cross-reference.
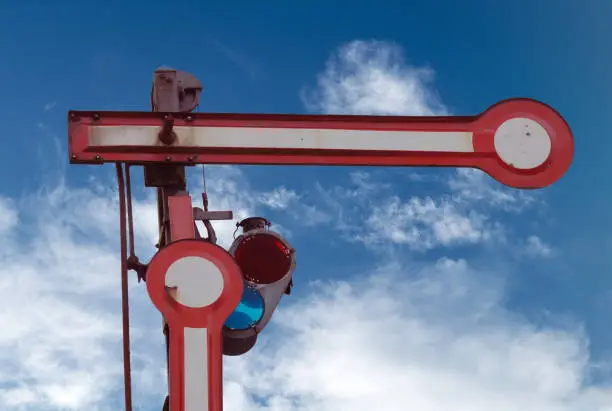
[151,68,180,112]
[150,67,202,113]
[193,209,233,221]
[176,70,202,113]
[144,164,186,189]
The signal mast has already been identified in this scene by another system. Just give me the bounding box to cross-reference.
[67,67,574,411]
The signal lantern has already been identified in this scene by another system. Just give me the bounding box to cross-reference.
[222,217,296,356]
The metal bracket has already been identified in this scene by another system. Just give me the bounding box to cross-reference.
[193,208,233,221]
[151,66,203,113]
[192,207,233,245]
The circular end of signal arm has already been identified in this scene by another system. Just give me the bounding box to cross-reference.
[146,239,243,328]
[474,98,574,189]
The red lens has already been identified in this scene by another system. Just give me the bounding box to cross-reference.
[234,234,292,285]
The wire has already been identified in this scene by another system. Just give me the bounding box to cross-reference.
[116,163,133,411]
[202,165,207,196]
[202,165,209,212]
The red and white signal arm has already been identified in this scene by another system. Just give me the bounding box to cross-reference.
[146,240,243,411]
[68,98,574,188]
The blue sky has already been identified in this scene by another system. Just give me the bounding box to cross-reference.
[1,1,612,410]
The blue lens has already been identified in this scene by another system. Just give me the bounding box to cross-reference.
[224,285,265,330]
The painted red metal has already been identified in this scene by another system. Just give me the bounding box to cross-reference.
[146,240,243,411]
[68,98,574,188]
[168,195,196,241]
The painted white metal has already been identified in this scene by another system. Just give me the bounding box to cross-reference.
[90,125,475,153]
[184,327,208,411]
[164,256,226,411]
[165,256,225,308]
[494,118,552,169]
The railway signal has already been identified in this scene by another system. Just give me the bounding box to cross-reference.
[223,217,296,356]
[67,67,574,411]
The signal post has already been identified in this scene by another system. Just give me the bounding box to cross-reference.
[67,67,574,411]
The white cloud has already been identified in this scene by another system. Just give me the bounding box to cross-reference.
[525,235,554,258]
[448,169,539,212]
[0,197,18,234]
[289,171,505,251]
[43,102,56,112]
[0,166,260,411]
[361,196,501,250]
[222,258,612,411]
[301,40,447,116]
[0,164,602,411]
[0,187,126,410]
[258,187,300,210]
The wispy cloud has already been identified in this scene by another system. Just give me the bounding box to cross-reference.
[448,169,540,213]
[209,39,262,79]
[223,258,612,411]
[0,197,18,234]
[524,235,554,258]
[0,166,261,410]
[43,101,56,112]
[361,196,502,250]
[299,172,506,251]
[258,187,300,210]
[0,186,127,410]
[301,40,447,116]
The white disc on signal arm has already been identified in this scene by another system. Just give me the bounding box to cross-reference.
[493,117,552,170]
[165,256,225,308]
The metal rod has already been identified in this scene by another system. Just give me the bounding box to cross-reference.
[116,163,133,411]
[125,165,136,258]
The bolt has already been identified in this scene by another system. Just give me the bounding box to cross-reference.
[95,155,102,161]
[92,113,100,121]
[71,154,77,160]
[165,156,172,161]
[186,116,193,122]
[70,113,79,122]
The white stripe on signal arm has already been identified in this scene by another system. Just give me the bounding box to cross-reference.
[89,125,475,153]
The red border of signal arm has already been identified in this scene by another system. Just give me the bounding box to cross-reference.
[68,98,574,189]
